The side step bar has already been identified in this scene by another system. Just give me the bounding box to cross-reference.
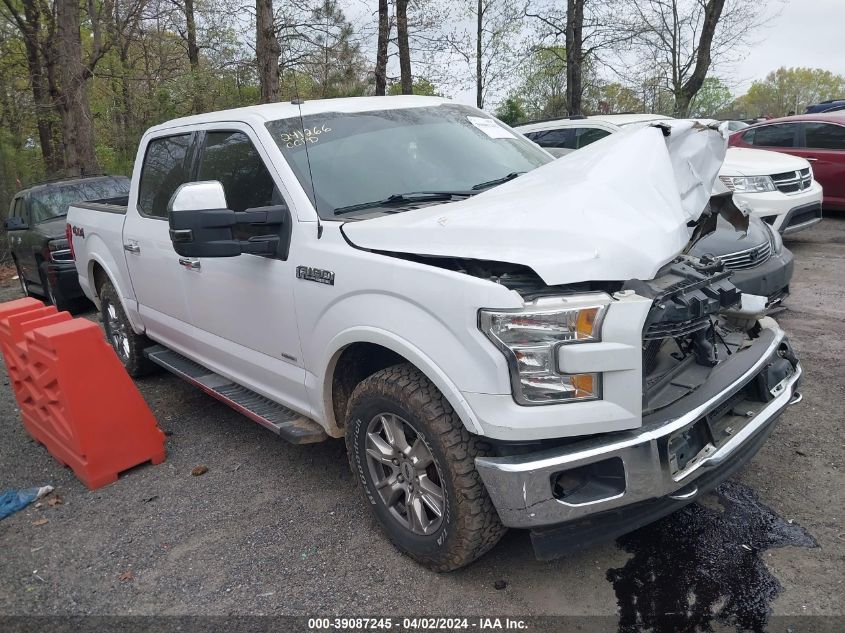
[144,345,327,445]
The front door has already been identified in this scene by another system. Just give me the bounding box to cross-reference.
[800,122,845,207]
[177,125,308,413]
[122,132,194,347]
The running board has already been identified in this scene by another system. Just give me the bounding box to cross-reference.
[143,345,327,444]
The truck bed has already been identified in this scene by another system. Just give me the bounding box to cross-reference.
[66,198,132,307]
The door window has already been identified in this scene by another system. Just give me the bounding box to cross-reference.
[525,129,571,149]
[573,127,611,149]
[137,134,192,218]
[197,130,281,240]
[803,123,845,150]
[745,124,797,148]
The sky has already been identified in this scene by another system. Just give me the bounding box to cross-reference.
[730,0,845,91]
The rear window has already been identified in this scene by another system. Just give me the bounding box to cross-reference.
[138,134,192,218]
[803,122,845,150]
[744,123,797,148]
[29,178,130,224]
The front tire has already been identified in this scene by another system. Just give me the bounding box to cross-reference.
[345,363,506,571]
[99,280,156,377]
[13,259,31,298]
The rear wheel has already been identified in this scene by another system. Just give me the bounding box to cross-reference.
[345,363,506,571]
[99,280,156,377]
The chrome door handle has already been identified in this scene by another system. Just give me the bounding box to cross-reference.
[123,243,141,254]
[178,257,201,271]
[805,157,818,162]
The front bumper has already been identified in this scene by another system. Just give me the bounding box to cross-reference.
[733,182,822,233]
[476,323,800,554]
[729,247,794,305]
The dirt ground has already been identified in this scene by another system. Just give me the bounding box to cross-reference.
[0,219,842,624]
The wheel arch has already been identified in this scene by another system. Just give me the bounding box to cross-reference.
[321,328,484,438]
[86,255,145,335]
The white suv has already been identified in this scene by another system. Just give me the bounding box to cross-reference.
[517,114,823,235]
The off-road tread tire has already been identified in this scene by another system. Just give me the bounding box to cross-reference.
[99,280,156,377]
[346,363,506,572]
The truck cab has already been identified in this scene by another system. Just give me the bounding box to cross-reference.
[66,97,803,570]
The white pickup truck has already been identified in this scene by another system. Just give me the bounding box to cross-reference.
[66,96,802,571]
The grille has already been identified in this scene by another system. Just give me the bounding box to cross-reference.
[718,241,772,271]
[786,205,822,228]
[771,168,812,194]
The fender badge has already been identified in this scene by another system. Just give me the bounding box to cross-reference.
[296,266,335,285]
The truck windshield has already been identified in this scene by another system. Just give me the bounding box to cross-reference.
[30,177,130,224]
[266,104,551,219]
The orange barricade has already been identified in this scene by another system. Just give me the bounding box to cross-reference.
[0,299,165,489]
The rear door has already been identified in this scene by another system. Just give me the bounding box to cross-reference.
[178,124,308,411]
[800,121,845,206]
[122,132,195,346]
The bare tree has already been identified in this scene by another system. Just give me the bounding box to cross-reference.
[456,0,522,108]
[396,0,412,93]
[256,0,280,102]
[374,0,389,95]
[623,0,773,116]
[565,0,584,114]
[525,0,632,116]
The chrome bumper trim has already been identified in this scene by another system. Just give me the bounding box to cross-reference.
[476,326,800,528]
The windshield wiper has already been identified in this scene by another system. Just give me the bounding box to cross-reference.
[334,191,471,215]
[471,171,525,191]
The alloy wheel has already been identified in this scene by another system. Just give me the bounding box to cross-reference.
[364,412,446,536]
[104,301,131,362]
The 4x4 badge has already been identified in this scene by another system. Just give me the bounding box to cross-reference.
[296,266,335,285]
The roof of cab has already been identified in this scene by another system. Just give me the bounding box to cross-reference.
[147,96,454,134]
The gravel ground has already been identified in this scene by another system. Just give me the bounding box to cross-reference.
[0,218,843,620]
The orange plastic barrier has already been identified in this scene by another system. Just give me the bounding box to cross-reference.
[0,299,165,489]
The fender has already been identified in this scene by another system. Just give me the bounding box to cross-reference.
[84,244,146,335]
[317,326,484,437]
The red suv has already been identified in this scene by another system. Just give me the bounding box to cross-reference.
[729,113,845,211]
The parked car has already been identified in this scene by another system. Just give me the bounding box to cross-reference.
[4,175,130,310]
[515,116,797,306]
[518,114,824,234]
[66,98,801,570]
[805,99,845,114]
[728,112,845,211]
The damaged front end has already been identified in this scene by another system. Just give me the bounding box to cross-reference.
[474,250,802,559]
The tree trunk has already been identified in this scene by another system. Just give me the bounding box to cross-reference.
[673,0,726,117]
[476,0,483,108]
[55,0,100,177]
[374,0,389,95]
[256,0,281,103]
[184,0,204,112]
[565,0,584,115]
[4,0,64,175]
[396,0,412,94]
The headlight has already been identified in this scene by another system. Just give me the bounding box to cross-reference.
[765,222,783,254]
[479,295,609,405]
[719,175,776,193]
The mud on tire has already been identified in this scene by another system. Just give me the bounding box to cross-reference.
[345,363,506,572]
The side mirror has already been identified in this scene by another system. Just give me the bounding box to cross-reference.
[167,181,287,258]
[4,216,28,231]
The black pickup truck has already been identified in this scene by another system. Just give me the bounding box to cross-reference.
[4,175,129,311]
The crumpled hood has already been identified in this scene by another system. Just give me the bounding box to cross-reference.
[343,120,727,286]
